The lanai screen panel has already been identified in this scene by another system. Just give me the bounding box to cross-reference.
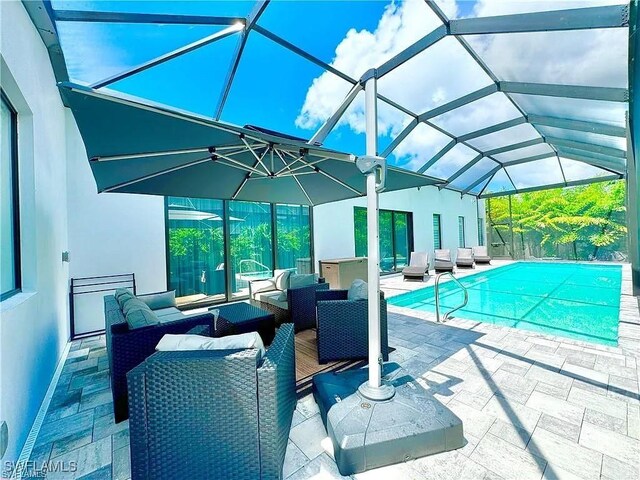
[48,0,630,197]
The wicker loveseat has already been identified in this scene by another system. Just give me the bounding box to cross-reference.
[104,294,214,422]
[315,289,389,364]
[127,323,296,480]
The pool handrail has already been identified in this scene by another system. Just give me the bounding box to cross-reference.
[434,272,468,323]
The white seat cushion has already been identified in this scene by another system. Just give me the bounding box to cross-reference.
[255,291,289,310]
[156,331,265,357]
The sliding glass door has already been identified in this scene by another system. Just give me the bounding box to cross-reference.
[166,198,226,305]
[354,207,413,274]
[228,201,273,299]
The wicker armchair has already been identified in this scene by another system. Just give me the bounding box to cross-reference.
[104,295,214,423]
[315,290,389,364]
[127,324,296,480]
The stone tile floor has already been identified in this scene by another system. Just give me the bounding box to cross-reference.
[24,262,640,479]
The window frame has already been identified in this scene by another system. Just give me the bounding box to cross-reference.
[1,90,21,301]
[458,216,466,248]
[478,217,485,246]
[433,213,442,250]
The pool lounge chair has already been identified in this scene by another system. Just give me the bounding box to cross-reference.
[402,251,429,281]
[434,249,454,272]
[473,246,491,264]
[456,248,475,268]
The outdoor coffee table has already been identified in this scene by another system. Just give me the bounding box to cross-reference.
[210,302,276,345]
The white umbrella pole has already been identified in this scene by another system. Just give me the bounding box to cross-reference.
[358,73,394,401]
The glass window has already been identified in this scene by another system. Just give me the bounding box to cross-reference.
[354,207,413,274]
[276,204,312,274]
[166,198,226,305]
[433,214,442,249]
[478,218,485,246]
[228,201,273,298]
[1,93,20,300]
[458,216,466,247]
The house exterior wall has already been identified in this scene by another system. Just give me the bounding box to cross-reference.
[313,186,485,270]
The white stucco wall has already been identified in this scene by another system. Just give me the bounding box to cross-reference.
[0,0,71,465]
[313,186,485,270]
[65,116,167,294]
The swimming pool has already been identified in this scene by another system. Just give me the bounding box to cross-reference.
[388,262,622,346]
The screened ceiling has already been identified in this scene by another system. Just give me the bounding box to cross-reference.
[45,0,630,198]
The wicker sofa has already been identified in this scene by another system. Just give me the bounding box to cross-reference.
[249,271,328,332]
[315,289,389,364]
[127,323,296,480]
[104,294,214,422]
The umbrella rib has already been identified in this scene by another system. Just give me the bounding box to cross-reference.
[275,148,358,196]
[274,150,332,176]
[273,150,299,176]
[291,175,313,205]
[276,171,317,177]
[278,156,331,176]
[274,156,300,176]
[231,144,274,199]
[102,155,212,193]
[240,137,271,174]
[93,145,248,162]
[215,152,269,176]
[231,176,249,200]
[273,148,314,205]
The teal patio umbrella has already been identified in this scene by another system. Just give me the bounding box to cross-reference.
[59,82,440,206]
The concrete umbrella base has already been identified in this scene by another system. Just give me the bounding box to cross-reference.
[312,362,464,476]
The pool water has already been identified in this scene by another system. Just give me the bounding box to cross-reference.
[388,262,622,346]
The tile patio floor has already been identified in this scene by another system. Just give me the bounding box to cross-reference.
[24,262,640,480]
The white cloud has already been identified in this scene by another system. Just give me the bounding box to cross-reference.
[295,0,462,136]
[295,0,627,191]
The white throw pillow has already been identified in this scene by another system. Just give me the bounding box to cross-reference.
[274,269,291,290]
[156,332,266,358]
[347,279,368,301]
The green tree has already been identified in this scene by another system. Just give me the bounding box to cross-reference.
[487,181,627,261]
